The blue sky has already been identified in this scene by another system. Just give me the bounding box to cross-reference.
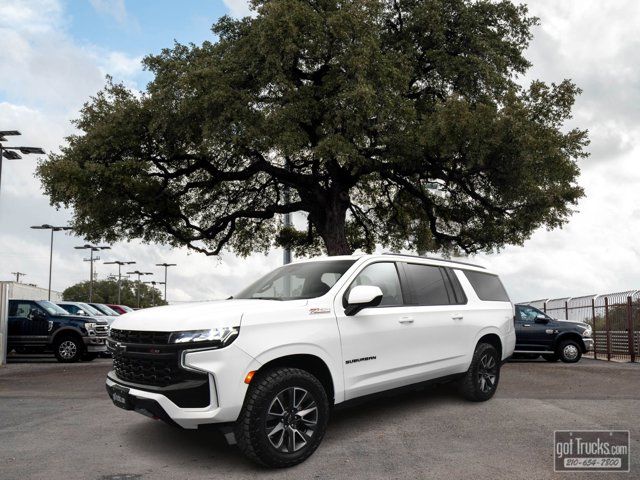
[0,0,236,107]
[1,0,639,303]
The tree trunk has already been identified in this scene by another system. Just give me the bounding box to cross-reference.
[314,191,353,256]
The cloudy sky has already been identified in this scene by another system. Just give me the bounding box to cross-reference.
[0,0,638,304]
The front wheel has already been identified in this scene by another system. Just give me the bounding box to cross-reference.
[235,367,330,468]
[558,340,582,363]
[459,343,501,401]
[54,335,83,363]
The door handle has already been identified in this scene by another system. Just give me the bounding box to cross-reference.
[451,315,463,320]
[399,316,414,324]
[523,324,531,327]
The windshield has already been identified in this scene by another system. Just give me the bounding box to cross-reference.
[37,301,70,316]
[77,302,103,316]
[92,303,119,316]
[235,260,356,300]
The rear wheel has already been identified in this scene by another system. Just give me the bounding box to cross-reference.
[459,343,501,401]
[54,335,83,363]
[559,340,582,363]
[235,367,329,468]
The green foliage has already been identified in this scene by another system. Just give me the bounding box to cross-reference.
[38,0,588,256]
[62,279,166,308]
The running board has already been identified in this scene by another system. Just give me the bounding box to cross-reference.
[514,350,555,354]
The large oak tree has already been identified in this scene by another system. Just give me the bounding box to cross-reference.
[38,0,587,257]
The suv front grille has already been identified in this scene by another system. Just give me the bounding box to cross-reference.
[110,328,171,345]
[112,353,191,387]
[108,328,205,388]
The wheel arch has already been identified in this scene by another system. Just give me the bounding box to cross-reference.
[252,353,336,405]
[553,332,586,352]
[476,332,503,361]
[50,327,84,345]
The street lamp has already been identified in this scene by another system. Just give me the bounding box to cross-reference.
[155,263,177,303]
[74,244,110,302]
[127,270,153,308]
[104,260,136,305]
[0,131,45,202]
[144,280,165,307]
[31,224,72,300]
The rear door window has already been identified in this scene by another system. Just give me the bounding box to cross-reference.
[402,263,451,306]
[463,270,510,302]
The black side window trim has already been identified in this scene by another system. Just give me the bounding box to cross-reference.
[444,268,468,305]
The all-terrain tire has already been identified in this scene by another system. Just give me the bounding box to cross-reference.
[53,334,83,363]
[234,367,330,468]
[459,343,501,402]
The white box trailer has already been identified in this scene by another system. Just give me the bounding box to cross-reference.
[0,282,63,365]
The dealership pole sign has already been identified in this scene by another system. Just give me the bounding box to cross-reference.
[554,430,630,472]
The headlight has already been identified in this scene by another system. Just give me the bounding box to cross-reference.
[170,327,239,346]
[84,322,97,334]
[582,326,592,338]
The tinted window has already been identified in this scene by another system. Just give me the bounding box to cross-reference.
[348,262,403,306]
[516,305,549,322]
[463,271,510,302]
[403,263,450,305]
[9,301,33,317]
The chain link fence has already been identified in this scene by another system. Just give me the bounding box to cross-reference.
[519,291,639,362]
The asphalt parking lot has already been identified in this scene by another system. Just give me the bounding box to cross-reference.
[1,356,638,480]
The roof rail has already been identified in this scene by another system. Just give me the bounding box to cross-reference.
[381,252,486,269]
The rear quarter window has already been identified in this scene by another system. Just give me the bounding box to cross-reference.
[462,270,510,302]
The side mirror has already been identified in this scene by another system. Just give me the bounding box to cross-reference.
[535,314,549,324]
[30,310,47,321]
[345,285,383,316]
[77,310,86,315]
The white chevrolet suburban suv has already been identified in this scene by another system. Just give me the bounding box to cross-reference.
[106,254,515,467]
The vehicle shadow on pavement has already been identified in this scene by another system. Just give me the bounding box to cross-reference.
[6,354,59,363]
[121,382,463,473]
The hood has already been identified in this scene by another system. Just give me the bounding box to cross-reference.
[52,314,108,325]
[554,318,589,327]
[110,299,308,332]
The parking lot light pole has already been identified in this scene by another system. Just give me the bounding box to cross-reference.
[144,281,165,307]
[75,244,110,302]
[104,260,136,304]
[127,270,152,308]
[31,224,72,300]
[155,263,176,303]
[0,131,45,204]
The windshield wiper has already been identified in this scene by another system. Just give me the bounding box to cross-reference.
[249,296,284,301]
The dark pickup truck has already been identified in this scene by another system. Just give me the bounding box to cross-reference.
[7,299,109,362]
[514,304,593,363]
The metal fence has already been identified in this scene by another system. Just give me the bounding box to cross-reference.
[519,290,640,362]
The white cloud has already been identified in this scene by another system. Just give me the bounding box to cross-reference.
[2,0,640,306]
[89,0,128,25]
[222,0,254,18]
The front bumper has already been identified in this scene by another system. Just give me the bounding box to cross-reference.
[105,343,260,429]
[583,338,594,352]
[84,335,107,352]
